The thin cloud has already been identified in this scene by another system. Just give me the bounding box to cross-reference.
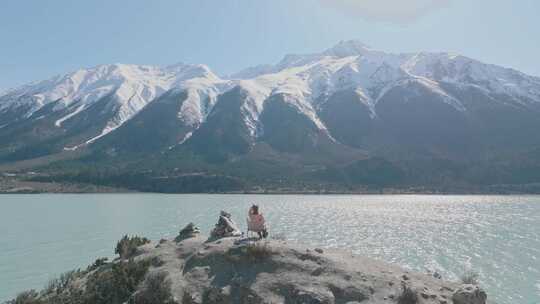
[320,0,452,24]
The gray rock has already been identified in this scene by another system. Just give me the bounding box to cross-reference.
[452,284,487,304]
[176,222,200,242]
[291,287,334,304]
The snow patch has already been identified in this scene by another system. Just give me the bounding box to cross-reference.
[178,132,193,145]
[85,125,117,145]
[63,146,79,151]
[176,76,229,127]
[55,104,85,127]
[413,77,466,112]
[237,80,272,137]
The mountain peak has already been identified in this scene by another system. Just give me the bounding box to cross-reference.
[323,40,374,57]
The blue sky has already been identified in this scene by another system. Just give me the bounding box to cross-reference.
[1,0,539,90]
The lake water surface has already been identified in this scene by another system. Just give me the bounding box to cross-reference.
[1,194,539,303]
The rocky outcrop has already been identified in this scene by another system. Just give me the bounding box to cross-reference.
[141,235,465,303]
[176,223,201,242]
[6,217,489,304]
[452,284,487,304]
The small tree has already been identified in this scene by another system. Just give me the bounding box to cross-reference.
[132,271,177,304]
[85,258,152,304]
[87,257,109,272]
[115,235,150,259]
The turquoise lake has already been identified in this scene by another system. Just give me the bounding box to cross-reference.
[1,194,539,303]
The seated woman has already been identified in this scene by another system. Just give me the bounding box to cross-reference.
[247,204,268,239]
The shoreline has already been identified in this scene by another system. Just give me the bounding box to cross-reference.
[2,189,540,195]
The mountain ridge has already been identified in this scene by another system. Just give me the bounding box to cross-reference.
[2,40,540,193]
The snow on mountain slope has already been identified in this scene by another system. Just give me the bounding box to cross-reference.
[234,80,272,137]
[176,74,231,127]
[2,39,540,154]
[0,63,227,147]
[402,52,540,103]
[229,56,364,136]
[234,40,540,118]
[230,44,407,129]
[189,40,540,142]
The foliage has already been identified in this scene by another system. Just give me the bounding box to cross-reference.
[29,170,246,194]
[46,285,85,304]
[115,235,150,259]
[5,290,43,304]
[131,271,176,304]
[86,257,109,272]
[84,258,152,304]
[397,282,418,304]
[44,270,81,295]
[5,256,157,304]
[245,242,274,262]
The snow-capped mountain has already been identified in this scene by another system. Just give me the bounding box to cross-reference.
[0,63,227,153]
[234,40,540,114]
[1,40,540,166]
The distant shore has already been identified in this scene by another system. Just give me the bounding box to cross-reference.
[2,181,539,195]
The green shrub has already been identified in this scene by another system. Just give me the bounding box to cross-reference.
[131,271,176,304]
[46,285,84,304]
[5,290,42,304]
[84,259,152,304]
[115,235,150,259]
[5,257,153,304]
[86,257,109,272]
[84,269,117,304]
[397,282,418,304]
[460,270,479,285]
[44,270,81,295]
[245,242,274,262]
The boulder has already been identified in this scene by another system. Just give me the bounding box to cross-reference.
[176,222,200,242]
[452,284,487,304]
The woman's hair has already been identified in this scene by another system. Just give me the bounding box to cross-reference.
[251,204,259,215]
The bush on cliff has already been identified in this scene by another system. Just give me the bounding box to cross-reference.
[245,242,274,262]
[84,258,152,304]
[5,290,42,304]
[131,271,176,304]
[44,270,81,295]
[115,235,150,259]
[86,257,109,272]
